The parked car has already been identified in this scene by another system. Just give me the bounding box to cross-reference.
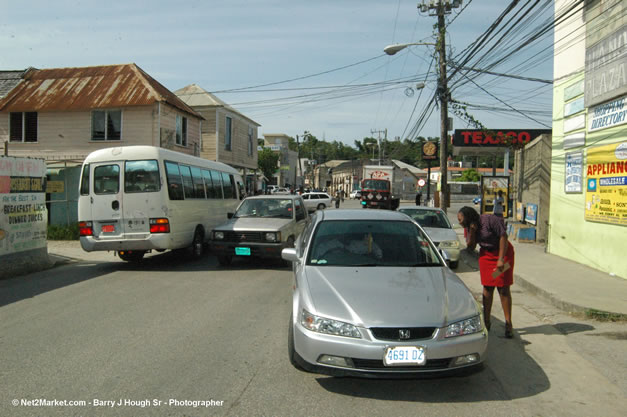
[397,205,461,269]
[266,185,278,194]
[281,209,487,378]
[210,195,309,265]
[301,192,333,212]
[349,189,362,199]
[473,196,482,205]
[272,187,290,195]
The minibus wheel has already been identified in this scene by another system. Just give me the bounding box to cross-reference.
[191,229,205,259]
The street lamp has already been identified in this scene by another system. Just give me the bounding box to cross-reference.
[383,42,436,55]
[383,37,450,212]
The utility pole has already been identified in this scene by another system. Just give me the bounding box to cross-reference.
[370,129,387,166]
[420,0,462,213]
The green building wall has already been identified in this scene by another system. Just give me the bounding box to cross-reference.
[549,72,627,279]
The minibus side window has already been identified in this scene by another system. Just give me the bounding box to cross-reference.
[94,165,120,194]
[165,161,184,200]
[190,166,205,198]
[125,160,160,193]
[80,164,90,195]
[179,165,194,199]
[210,170,224,199]
[222,172,234,199]
[202,169,215,198]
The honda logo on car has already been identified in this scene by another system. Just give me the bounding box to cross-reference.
[399,329,410,340]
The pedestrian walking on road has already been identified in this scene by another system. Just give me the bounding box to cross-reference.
[457,206,515,338]
[415,190,422,206]
[335,190,341,208]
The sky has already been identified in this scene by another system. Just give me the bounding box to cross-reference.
[1,0,555,147]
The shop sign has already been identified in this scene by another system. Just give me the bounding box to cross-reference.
[585,141,627,226]
[584,24,627,108]
[452,129,551,147]
[588,96,627,132]
[0,156,48,256]
[565,152,584,193]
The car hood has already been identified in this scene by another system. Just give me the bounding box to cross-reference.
[214,217,292,231]
[422,227,458,243]
[302,266,477,328]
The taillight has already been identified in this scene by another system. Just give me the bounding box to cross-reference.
[78,221,93,236]
[149,218,170,233]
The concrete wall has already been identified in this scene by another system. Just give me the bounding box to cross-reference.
[514,135,552,242]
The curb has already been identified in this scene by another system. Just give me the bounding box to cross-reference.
[513,272,627,321]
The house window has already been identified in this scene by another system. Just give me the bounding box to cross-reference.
[225,116,232,151]
[248,126,253,156]
[9,112,38,142]
[176,114,187,146]
[92,110,121,141]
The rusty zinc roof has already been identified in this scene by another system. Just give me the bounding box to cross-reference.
[0,64,203,119]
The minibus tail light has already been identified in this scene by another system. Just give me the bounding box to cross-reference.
[78,221,93,236]
[149,218,170,233]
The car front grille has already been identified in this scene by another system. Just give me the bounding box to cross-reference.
[351,357,452,370]
[370,327,436,341]
[223,231,263,242]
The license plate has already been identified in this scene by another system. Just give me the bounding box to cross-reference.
[101,225,115,233]
[384,346,426,366]
[235,247,251,256]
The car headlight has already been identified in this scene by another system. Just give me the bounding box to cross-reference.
[439,240,460,249]
[265,232,279,242]
[445,315,483,338]
[301,310,361,338]
[213,231,224,240]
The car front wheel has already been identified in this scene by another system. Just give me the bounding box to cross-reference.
[288,314,305,371]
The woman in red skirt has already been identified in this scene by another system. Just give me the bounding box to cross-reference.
[458,206,515,338]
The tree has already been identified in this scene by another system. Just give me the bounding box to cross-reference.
[257,148,279,181]
[455,168,481,182]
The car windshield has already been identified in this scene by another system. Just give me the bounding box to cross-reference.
[362,179,389,190]
[235,199,293,218]
[307,220,442,267]
[398,209,451,229]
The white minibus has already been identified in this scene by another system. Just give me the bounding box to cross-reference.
[78,146,243,261]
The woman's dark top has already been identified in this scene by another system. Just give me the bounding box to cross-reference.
[475,214,507,251]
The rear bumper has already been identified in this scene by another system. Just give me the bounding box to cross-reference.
[80,234,172,252]
[210,241,287,259]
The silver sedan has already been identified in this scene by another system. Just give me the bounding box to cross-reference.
[282,209,487,378]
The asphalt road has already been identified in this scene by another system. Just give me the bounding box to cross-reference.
[1,198,625,416]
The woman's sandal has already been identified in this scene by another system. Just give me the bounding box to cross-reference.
[505,322,514,339]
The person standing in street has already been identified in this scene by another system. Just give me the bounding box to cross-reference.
[335,190,341,208]
[415,190,422,206]
[457,206,515,338]
[493,190,505,217]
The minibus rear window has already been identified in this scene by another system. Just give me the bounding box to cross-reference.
[125,160,160,193]
[94,165,120,194]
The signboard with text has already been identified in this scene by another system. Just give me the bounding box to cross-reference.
[0,157,48,255]
[585,141,627,226]
[588,96,627,132]
[452,129,552,148]
[565,152,583,193]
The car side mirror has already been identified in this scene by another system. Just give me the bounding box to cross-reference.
[227,212,234,219]
[282,248,300,263]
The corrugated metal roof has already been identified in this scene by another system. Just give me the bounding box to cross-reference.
[0,69,28,98]
[0,64,203,119]
[175,84,259,126]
